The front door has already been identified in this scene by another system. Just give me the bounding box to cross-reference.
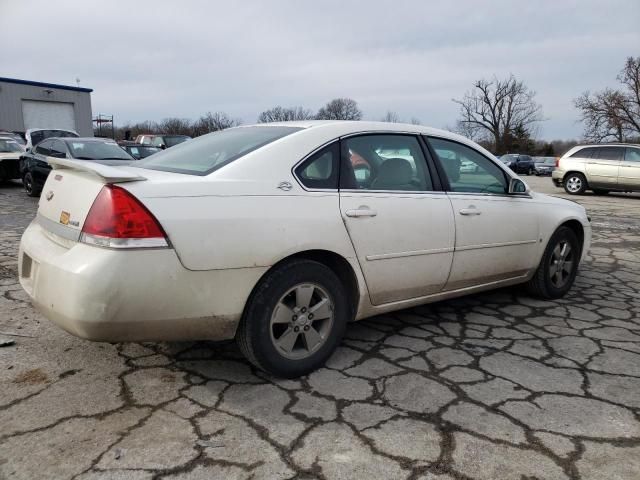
[586,146,624,188]
[427,137,539,290]
[619,146,640,189]
[339,134,455,305]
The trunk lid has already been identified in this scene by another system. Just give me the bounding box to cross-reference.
[37,157,146,236]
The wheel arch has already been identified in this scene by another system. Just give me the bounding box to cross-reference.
[559,219,585,258]
[241,249,362,324]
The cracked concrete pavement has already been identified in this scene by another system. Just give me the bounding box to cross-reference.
[1,176,639,479]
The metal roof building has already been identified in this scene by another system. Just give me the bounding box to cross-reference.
[0,77,93,136]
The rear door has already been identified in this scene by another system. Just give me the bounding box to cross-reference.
[338,134,455,305]
[427,137,539,290]
[586,146,624,187]
[619,147,640,189]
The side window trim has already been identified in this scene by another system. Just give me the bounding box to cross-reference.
[424,135,513,196]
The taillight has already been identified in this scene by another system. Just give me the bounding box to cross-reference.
[555,157,560,168]
[80,185,168,248]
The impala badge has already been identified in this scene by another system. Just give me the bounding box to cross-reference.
[45,191,54,201]
[277,181,293,191]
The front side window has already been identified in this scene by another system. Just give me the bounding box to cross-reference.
[594,147,624,161]
[340,135,433,191]
[625,147,640,162]
[135,126,301,175]
[49,140,67,158]
[295,143,339,189]
[429,137,508,194]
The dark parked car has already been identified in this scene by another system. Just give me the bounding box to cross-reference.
[533,156,557,176]
[20,137,135,196]
[118,140,162,159]
[134,134,191,149]
[500,154,536,175]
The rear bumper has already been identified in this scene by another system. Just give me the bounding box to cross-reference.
[551,170,564,187]
[19,221,267,342]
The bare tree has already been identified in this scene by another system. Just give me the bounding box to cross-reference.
[192,112,241,136]
[316,98,362,120]
[409,117,422,125]
[258,106,315,123]
[574,56,640,142]
[452,75,544,154]
[381,111,401,123]
[157,118,193,136]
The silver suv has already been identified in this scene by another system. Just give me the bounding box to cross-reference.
[552,144,640,195]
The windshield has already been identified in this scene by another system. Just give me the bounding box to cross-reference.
[0,139,23,153]
[67,141,133,160]
[164,135,191,147]
[135,126,302,175]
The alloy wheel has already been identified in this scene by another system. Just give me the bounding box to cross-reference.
[565,176,582,193]
[549,240,574,288]
[269,283,334,360]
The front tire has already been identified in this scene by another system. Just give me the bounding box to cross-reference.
[236,259,349,378]
[526,226,580,299]
[563,172,587,195]
[23,172,39,197]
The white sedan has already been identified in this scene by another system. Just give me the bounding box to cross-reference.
[19,121,591,377]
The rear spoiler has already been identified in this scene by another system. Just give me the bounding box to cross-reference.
[46,157,146,183]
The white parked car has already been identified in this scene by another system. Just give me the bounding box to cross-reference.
[18,121,591,377]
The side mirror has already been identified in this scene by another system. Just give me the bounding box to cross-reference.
[508,178,529,194]
[160,144,166,150]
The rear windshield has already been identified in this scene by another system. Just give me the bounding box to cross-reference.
[135,126,302,175]
[0,139,23,152]
[67,140,133,161]
[164,135,190,147]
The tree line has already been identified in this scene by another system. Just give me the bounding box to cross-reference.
[101,55,639,157]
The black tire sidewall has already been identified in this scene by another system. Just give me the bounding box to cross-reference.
[24,173,35,196]
[539,227,580,298]
[563,173,587,195]
[241,260,349,378]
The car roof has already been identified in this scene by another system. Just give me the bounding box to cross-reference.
[62,137,118,143]
[574,143,640,148]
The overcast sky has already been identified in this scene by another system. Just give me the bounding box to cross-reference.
[2,0,638,139]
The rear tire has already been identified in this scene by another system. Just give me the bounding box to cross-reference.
[23,172,39,197]
[236,259,349,378]
[526,226,580,299]
[563,172,587,195]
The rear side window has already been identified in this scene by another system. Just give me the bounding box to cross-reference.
[594,147,624,161]
[135,126,301,175]
[625,147,640,162]
[295,142,339,189]
[570,147,596,159]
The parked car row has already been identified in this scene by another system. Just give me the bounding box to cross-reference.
[20,137,137,196]
[0,128,186,196]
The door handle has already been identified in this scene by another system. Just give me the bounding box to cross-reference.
[345,207,377,218]
[459,206,481,216]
